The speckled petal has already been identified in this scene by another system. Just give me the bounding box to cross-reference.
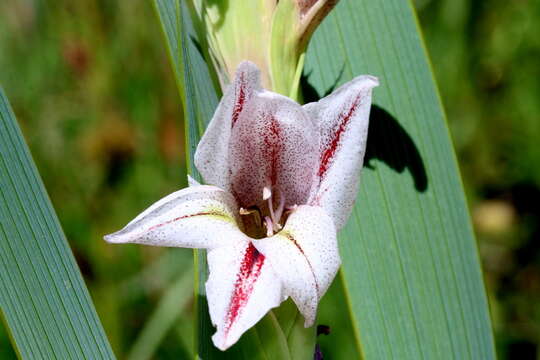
[207,241,285,350]
[229,91,319,208]
[103,185,243,249]
[304,75,379,230]
[252,205,340,327]
[195,61,262,191]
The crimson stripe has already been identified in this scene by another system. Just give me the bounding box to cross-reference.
[146,211,228,232]
[318,94,362,178]
[263,116,281,187]
[225,243,265,336]
[231,74,246,127]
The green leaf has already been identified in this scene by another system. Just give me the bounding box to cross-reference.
[304,1,495,359]
[0,87,115,359]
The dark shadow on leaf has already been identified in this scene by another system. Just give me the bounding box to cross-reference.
[301,67,345,103]
[189,35,204,60]
[365,105,428,192]
[301,73,428,192]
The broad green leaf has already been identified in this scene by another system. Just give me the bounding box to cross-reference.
[303,1,496,359]
[0,87,115,359]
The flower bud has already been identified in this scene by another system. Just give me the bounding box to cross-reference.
[190,0,338,100]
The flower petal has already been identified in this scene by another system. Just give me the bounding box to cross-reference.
[253,205,340,327]
[304,75,379,230]
[207,241,285,350]
[104,185,242,249]
[187,174,201,187]
[229,91,320,208]
[195,61,262,191]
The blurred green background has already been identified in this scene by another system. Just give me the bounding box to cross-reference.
[0,0,539,359]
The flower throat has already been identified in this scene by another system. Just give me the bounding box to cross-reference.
[239,186,293,239]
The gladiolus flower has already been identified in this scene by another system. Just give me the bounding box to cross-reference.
[105,61,378,350]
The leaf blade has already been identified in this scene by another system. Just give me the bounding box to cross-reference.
[305,1,495,359]
[0,87,115,359]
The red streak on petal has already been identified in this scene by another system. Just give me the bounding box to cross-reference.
[318,95,362,178]
[263,116,281,187]
[146,211,227,232]
[225,243,265,336]
[284,233,320,296]
[231,74,246,127]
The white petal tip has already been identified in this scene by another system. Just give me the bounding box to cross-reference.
[236,60,260,74]
[366,75,380,87]
[211,333,233,351]
[352,74,379,89]
[103,232,128,244]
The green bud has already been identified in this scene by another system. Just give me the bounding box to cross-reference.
[190,0,338,100]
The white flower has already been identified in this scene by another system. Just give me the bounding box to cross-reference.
[104,61,378,350]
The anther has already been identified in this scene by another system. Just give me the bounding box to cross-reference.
[263,186,272,200]
[239,206,263,227]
